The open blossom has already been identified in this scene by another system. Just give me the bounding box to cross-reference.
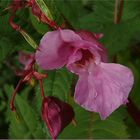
[35,29,134,119]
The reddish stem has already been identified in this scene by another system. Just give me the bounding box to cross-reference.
[117,0,124,23]
[127,98,140,127]
[10,79,23,111]
[9,11,21,31]
[43,16,59,30]
[114,0,119,24]
[114,0,124,24]
[39,80,45,99]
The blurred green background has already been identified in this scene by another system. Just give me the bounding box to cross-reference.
[0,0,140,139]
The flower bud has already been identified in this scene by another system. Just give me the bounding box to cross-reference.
[42,96,75,139]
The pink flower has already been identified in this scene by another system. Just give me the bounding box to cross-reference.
[19,51,34,70]
[10,51,47,111]
[35,29,134,119]
[42,96,74,139]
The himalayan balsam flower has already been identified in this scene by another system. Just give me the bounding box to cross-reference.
[35,29,134,119]
[42,96,75,139]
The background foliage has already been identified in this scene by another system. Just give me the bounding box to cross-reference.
[0,0,140,139]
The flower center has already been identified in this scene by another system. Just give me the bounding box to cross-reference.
[75,49,93,67]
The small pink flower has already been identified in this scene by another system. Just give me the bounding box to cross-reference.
[19,51,35,70]
[42,96,74,139]
[35,29,134,119]
[10,52,47,111]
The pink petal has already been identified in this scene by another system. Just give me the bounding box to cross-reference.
[74,62,134,119]
[77,30,103,41]
[77,30,108,62]
[66,42,102,75]
[35,29,81,70]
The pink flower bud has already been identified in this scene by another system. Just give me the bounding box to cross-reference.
[42,96,75,139]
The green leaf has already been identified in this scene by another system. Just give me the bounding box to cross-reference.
[78,0,140,55]
[122,1,140,21]
[101,18,140,55]
[9,94,46,139]
[44,68,73,100]
[0,37,14,62]
[126,113,140,138]
[30,10,49,35]
[59,102,129,139]
[39,0,88,27]
[55,0,86,27]
[117,53,140,109]
[0,0,13,34]
[35,68,73,113]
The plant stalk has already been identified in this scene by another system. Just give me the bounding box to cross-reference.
[114,0,124,24]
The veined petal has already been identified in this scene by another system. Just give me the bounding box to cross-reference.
[74,62,134,119]
[35,29,81,70]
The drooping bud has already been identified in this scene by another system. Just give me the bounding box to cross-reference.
[35,0,53,21]
[42,96,75,139]
[20,30,38,49]
[33,0,59,29]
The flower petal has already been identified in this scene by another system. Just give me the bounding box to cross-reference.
[74,62,134,119]
[77,30,108,62]
[77,30,103,41]
[66,41,102,75]
[35,29,81,70]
